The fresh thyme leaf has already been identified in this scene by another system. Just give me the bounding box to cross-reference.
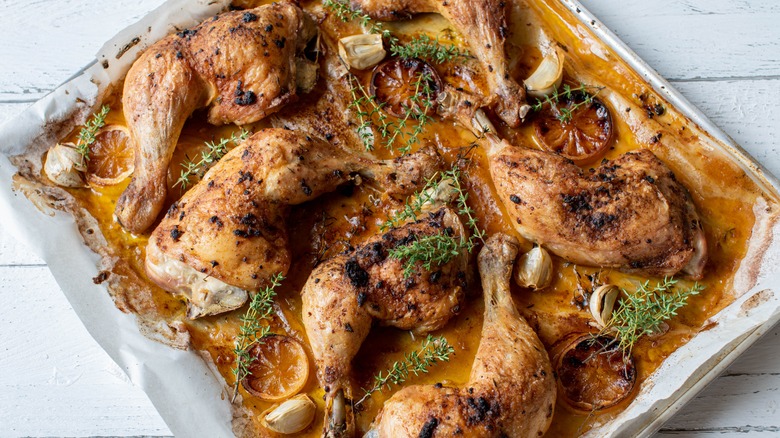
[385,71,435,155]
[600,277,704,358]
[385,164,485,277]
[356,335,454,407]
[75,105,110,164]
[531,83,605,123]
[176,128,250,189]
[231,272,285,402]
[390,34,469,64]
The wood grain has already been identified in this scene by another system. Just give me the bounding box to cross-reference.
[0,0,778,437]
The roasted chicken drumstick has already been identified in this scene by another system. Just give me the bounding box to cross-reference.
[302,179,468,438]
[366,233,556,438]
[350,0,529,127]
[486,135,708,278]
[146,128,440,318]
[117,2,316,233]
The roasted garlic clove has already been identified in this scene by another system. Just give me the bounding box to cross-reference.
[44,142,87,187]
[261,394,316,435]
[514,246,553,290]
[338,34,386,70]
[525,46,565,99]
[295,58,319,94]
[589,284,620,328]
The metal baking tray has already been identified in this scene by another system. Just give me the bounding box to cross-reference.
[0,0,778,436]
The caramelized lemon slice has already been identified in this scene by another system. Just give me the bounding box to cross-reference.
[86,124,134,186]
[370,58,442,118]
[533,91,614,166]
[242,335,310,401]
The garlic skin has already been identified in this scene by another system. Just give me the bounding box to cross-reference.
[514,246,553,290]
[295,58,319,94]
[525,46,565,99]
[338,34,386,70]
[262,394,316,434]
[589,284,620,328]
[44,142,86,187]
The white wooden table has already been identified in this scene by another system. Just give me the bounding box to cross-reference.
[1,1,778,437]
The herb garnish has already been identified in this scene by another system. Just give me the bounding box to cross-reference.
[385,165,486,277]
[231,272,284,402]
[345,68,435,154]
[531,84,605,123]
[75,105,110,164]
[323,0,469,64]
[356,334,454,407]
[600,277,704,358]
[176,128,250,189]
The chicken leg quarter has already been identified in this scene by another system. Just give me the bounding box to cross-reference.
[146,128,441,318]
[302,178,469,437]
[485,134,708,278]
[350,0,529,127]
[366,233,556,437]
[117,2,316,233]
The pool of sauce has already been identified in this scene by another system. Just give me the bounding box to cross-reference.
[55,0,774,436]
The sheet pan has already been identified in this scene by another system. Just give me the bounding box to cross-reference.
[0,0,778,436]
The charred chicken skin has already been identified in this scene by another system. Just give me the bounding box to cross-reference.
[146,128,441,318]
[366,233,556,438]
[116,2,317,233]
[350,0,529,127]
[487,137,708,278]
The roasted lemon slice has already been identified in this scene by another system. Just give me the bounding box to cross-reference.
[370,58,442,118]
[533,90,614,166]
[242,335,309,401]
[86,124,134,186]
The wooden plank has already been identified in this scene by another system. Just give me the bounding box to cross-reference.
[0,266,171,436]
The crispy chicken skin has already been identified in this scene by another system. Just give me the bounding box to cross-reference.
[350,0,529,127]
[302,204,468,438]
[487,138,708,278]
[117,2,316,233]
[146,128,441,317]
[367,233,556,438]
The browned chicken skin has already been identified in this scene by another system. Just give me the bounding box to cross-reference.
[302,180,469,437]
[117,2,317,233]
[146,128,440,318]
[350,0,529,127]
[366,233,556,438]
[486,136,708,278]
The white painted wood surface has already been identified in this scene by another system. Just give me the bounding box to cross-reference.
[0,0,778,436]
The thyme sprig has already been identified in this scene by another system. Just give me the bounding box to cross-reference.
[176,128,250,189]
[531,83,605,123]
[345,68,435,154]
[600,277,704,358]
[323,0,468,64]
[356,335,454,407]
[385,165,485,277]
[231,272,284,402]
[75,105,110,164]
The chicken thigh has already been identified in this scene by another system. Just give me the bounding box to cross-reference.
[302,179,469,437]
[366,233,556,438]
[350,0,529,127]
[117,2,317,233]
[487,137,707,278]
[146,128,440,318]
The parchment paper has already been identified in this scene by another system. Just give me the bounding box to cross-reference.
[0,0,779,437]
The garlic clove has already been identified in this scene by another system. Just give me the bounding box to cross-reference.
[589,284,620,328]
[525,46,565,99]
[261,394,316,434]
[514,246,553,290]
[295,58,319,94]
[44,142,87,187]
[338,34,386,70]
